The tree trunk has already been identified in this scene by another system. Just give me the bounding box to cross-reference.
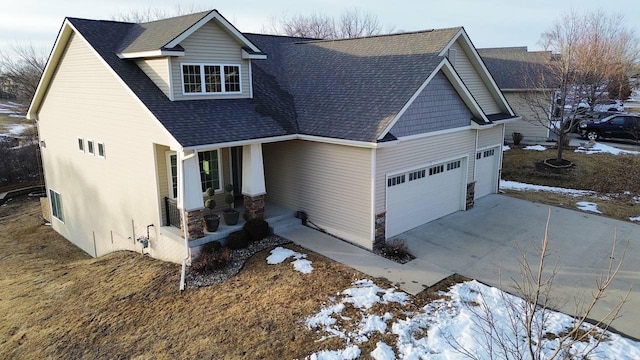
[556,133,565,162]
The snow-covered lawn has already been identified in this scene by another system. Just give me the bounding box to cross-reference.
[303,279,640,359]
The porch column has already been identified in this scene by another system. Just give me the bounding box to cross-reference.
[178,150,205,239]
[241,143,266,220]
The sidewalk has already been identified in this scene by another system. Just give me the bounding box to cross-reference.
[277,225,452,295]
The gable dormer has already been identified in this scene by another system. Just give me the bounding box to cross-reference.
[117,10,266,101]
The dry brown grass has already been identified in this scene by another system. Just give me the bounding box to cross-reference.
[502,147,640,221]
[0,196,456,359]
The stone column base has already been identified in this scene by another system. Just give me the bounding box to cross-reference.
[466,182,476,210]
[181,209,204,240]
[374,212,386,249]
[243,194,265,220]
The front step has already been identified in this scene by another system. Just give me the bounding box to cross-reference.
[270,216,302,235]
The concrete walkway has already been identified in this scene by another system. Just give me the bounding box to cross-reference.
[278,226,452,295]
[279,194,640,339]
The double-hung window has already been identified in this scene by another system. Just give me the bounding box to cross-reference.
[182,64,241,95]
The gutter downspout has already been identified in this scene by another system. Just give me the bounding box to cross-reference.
[180,208,189,291]
[179,150,189,291]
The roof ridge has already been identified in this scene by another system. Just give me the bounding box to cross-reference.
[301,27,463,44]
[138,9,213,25]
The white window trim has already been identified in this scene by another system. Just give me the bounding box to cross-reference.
[180,63,242,96]
[87,139,95,155]
[49,188,64,223]
[97,142,105,158]
[77,137,84,153]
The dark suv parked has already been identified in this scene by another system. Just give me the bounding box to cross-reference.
[579,114,640,141]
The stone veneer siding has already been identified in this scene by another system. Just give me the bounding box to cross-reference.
[243,195,265,220]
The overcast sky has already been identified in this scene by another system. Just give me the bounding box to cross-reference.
[2,0,639,55]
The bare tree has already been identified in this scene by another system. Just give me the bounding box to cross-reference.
[518,10,639,164]
[111,4,209,23]
[0,43,47,106]
[264,8,386,39]
[448,210,629,360]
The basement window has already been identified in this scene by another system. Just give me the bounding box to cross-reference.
[87,140,94,155]
[77,137,84,152]
[97,142,105,158]
[49,189,64,222]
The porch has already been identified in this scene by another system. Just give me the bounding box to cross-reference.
[162,198,298,248]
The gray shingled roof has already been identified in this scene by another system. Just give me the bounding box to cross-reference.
[66,13,489,146]
[478,47,554,90]
[247,29,460,141]
[69,18,292,147]
[118,11,212,53]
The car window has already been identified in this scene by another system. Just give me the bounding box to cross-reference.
[610,117,625,125]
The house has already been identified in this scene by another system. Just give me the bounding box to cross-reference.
[27,9,518,264]
[478,47,553,143]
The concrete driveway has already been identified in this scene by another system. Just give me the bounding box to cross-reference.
[400,194,640,339]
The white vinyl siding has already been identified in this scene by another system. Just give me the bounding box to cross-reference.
[171,20,251,100]
[37,31,182,262]
[477,124,504,149]
[504,92,550,142]
[450,41,502,115]
[136,58,171,98]
[376,130,476,214]
[263,140,373,248]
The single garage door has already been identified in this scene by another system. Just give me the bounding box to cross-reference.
[386,158,466,238]
[475,147,499,199]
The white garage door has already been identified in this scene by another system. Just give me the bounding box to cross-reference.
[475,147,499,199]
[386,159,466,238]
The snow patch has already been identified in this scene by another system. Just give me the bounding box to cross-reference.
[576,201,602,213]
[500,180,594,197]
[524,145,547,151]
[307,345,361,360]
[629,216,640,222]
[6,124,30,135]
[371,342,395,360]
[502,145,511,152]
[266,246,313,274]
[575,142,639,155]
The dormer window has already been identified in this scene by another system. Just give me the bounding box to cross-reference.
[181,63,241,95]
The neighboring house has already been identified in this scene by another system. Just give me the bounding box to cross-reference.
[479,47,553,143]
[27,10,517,263]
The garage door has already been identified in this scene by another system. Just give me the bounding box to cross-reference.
[475,147,499,199]
[386,159,466,238]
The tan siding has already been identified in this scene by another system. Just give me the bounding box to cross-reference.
[172,20,251,100]
[376,130,476,214]
[37,32,181,262]
[136,58,171,98]
[477,124,504,149]
[450,42,501,115]
[504,92,550,142]
[263,140,373,248]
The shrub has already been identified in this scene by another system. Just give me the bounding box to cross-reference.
[201,240,222,254]
[384,238,410,259]
[512,132,523,146]
[192,247,232,274]
[243,218,270,242]
[227,230,251,249]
